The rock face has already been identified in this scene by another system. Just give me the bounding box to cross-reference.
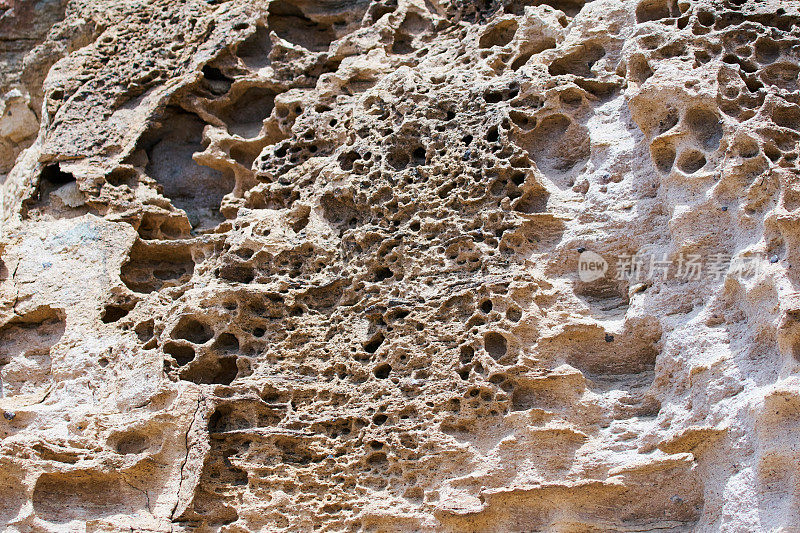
[1,0,799,530]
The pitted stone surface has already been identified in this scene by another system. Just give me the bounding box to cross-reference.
[1,0,800,531]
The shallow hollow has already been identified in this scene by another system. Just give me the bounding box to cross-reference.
[32,471,146,523]
[512,114,590,184]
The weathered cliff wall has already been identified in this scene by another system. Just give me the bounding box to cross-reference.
[1,0,799,530]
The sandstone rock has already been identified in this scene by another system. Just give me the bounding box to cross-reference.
[1,0,799,530]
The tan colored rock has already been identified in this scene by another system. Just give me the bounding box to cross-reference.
[1,0,800,530]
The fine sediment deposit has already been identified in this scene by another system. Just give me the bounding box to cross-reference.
[1,0,800,530]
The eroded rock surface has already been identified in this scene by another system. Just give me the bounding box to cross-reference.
[1,0,799,530]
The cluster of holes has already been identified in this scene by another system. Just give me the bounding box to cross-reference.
[136,211,190,240]
[649,107,722,175]
[214,243,338,286]
[255,107,344,182]
[59,2,623,527]
[120,242,194,294]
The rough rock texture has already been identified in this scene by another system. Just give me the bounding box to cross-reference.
[1,0,800,530]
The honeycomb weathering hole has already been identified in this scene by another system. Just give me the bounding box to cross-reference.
[120,241,194,294]
[40,164,75,187]
[180,356,239,385]
[213,333,240,353]
[651,140,676,173]
[114,431,150,455]
[484,332,508,360]
[101,304,131,323]
[773,105,800,131]
[677,150,707,174]
[173,317,214,344]
[236,25,271,69]
[635,0,680,23]
[548,43,606,77]
[164,342,196,366]
[143,110,234,230]
[223,87,276,139]
[479,19,518,49]
[267,0,336,52]
[686,107,723,150]
[373,363,392,379]
[363,332,385,354]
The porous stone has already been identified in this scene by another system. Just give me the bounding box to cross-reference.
[1,0,799,531]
